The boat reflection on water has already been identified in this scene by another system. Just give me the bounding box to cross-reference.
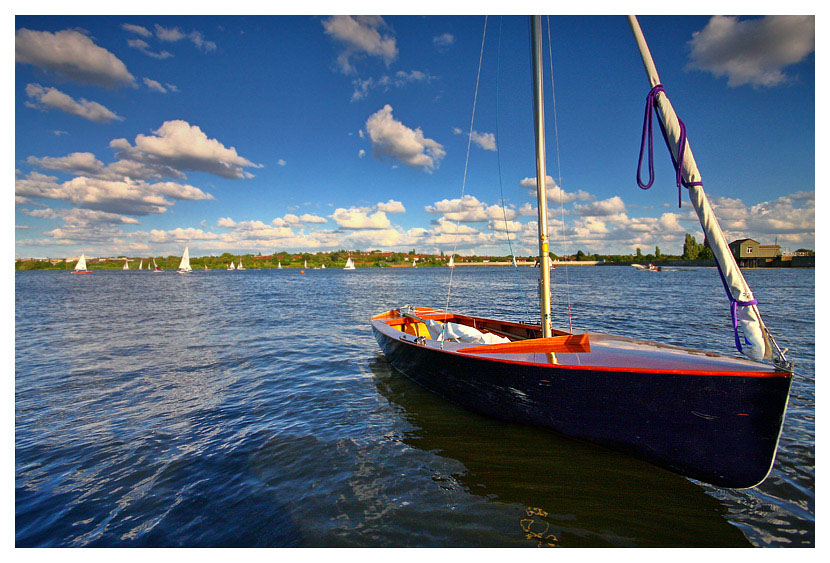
[369,355,751,547]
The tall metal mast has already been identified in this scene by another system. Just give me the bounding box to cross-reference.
[530,15,552,338]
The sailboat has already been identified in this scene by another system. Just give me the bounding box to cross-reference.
[71,253,91,274]
[512,255,518,268]
[152,257,161,272]
[237,259,245,270]
[344,257,356,270]
[228,261,235,270]
[447,255,455,268]
[177,246,192,273]
[123,258,129,270]
[278,261,282,269]
[139,259,144,270]
[304,259,308,268]
[371,16,792,489]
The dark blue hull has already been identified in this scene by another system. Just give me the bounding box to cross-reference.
[373,324,792,488]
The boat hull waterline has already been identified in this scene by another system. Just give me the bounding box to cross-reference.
[371,307,791,488]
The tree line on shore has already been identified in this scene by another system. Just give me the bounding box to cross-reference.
[14,234,814,270]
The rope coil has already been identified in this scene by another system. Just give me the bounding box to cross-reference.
[636,84,702,208]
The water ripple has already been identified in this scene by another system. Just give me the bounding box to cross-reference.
[16,267,813,546]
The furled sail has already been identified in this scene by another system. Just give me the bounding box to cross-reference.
[628,16,787,368]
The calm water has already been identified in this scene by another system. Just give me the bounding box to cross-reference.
[15,266,814,547]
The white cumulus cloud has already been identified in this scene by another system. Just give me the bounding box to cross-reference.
[143,77,168,93]
[25,84,122,123]
[365,105,445,172]
[330,207,391,229]
[572,196,626,217]
[110,120,260,180]
[453,127,496,151]
[376,199,406,214]
[520,176,593,204]
[16,28,135,88]
[687,15,815,87]
[426,194,516,223]
[322,15,397,74]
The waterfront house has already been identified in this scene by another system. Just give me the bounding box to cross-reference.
[729,239,781,268]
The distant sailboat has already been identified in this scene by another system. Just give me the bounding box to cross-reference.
[344,257,355,270]
[512,255,518,268]
[304,259,308,268]
[71,253,91,274]
[178,246,192,273]
[278,261,282,269]
[412,258,417,268]
[152,258,161,272]
[321,264,326,269]
[237,259,245,270]
[123,258,129,270]
[447,256,455,268]
[228,261,235,270]
[205,264,209,270]
[139,259,144,270]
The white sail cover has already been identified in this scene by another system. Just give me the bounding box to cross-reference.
[178,246,192,271]
[424,319,510,345]
[629,17,773,362]
[75,254,87,270]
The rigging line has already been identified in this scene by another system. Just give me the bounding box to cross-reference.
[546,15,573,333]
[495,16,531,323]
[443,15,488,328]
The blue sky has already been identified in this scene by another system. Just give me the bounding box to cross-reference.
[14,13,815,258]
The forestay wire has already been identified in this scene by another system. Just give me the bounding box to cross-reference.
[443,16,488,328]
[495,16,532,323]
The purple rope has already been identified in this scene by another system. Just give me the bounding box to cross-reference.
[636,84,703,208]
[713,256,758,353]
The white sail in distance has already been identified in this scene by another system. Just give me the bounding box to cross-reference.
[75,254,87,271]
[178,246,192,272]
